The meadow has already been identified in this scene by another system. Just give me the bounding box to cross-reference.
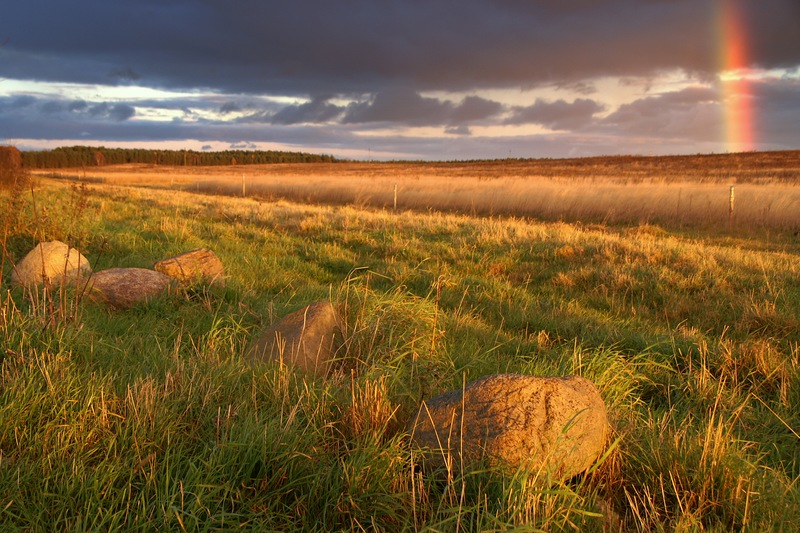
[3,153,800,531]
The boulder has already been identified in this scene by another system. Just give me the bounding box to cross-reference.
[87,268,173,309]
[248,301,344,377]
[409,374,608,479]
[154,248,225,287]
[11,240,92,289]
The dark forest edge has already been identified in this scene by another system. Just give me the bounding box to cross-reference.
[10,145,800,185]
[19,145,340,168]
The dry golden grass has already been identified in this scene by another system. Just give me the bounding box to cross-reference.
[32,150,800,232]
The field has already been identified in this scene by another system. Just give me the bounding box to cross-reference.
[35,150,800,232]
[3,153,800,531]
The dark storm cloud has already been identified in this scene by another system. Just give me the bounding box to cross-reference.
[198,90,501,128]
[219,102,242,114]
[87,103,135,121]
[341,90,503,126]
[505,99,605,130]
[3,0,798,96]
[451,96,504,124]
[2,0,798,159]
[0,95,136,123]
[8,95,37,109]
[69,100,89,112]
[270,97,345,125]
[108,68,142,83]
[0,108,356,149]
[342,89,453,126]
[751,78,800,148]
[601,87,720,140]
[40,101,67,114]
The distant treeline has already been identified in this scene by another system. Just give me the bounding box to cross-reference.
[20,146,339,169]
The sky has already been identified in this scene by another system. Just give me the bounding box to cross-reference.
[1,0,799,161]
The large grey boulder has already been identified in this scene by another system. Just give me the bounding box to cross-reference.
[409,374,608,479]
[11,240,92,289]
[154,248,225,288]
[248,301,344,377]
[86,267,173,309]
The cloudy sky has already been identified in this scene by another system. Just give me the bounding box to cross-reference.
[1,0,799,160]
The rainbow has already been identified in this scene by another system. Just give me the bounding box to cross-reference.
[718,0,754,152]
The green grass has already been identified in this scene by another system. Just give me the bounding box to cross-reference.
[2,181,799,531]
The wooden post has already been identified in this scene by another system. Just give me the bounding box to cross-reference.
[393,184,398,211]
[728,185,735,229]
[242,174,246,197]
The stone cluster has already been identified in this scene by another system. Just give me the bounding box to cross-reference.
[10,240,609,481]
[11,242,224,309]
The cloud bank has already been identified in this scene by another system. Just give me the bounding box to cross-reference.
[1,0,798,159]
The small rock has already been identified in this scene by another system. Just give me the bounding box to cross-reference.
[11,240,92,289]
[248,301,344,377]
[154,248,225,287]
[409,374,608,479]
[87,267,173,309]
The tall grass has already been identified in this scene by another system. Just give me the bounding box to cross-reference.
[37,151,800,233]
[1,179,799,530]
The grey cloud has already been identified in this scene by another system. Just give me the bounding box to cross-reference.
[781,67,800,80]
[600,87,720,140]
[744,1,800,70]
[451,96,504,124]
[505,99,605,130]
[343,89,452,126]
[108,67,141,83]
[445,125,472,136]
[270,98,345,125]
[4,1,797,96]
[88,103,136,121]
[1,0,797,160]
[217,98,281,116]
[127,96,229,115]
[11,95,37,109]
[0,112,357,149]
[40,99,90,114]
[41,101,66,114]
[230,142,259,150]
[69,100,88,112]
[310,130,723,161]
[35,99,87,115]
[2,99,795,161]
[219,102,242,114]
[0,95,136,122]
[0,96,34,114]
[112,105,136,121]
[751,78,800,148]
[603,87,718,125]
[236,111,271,124]
[555,81,598,96]
[342,90,503,127]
